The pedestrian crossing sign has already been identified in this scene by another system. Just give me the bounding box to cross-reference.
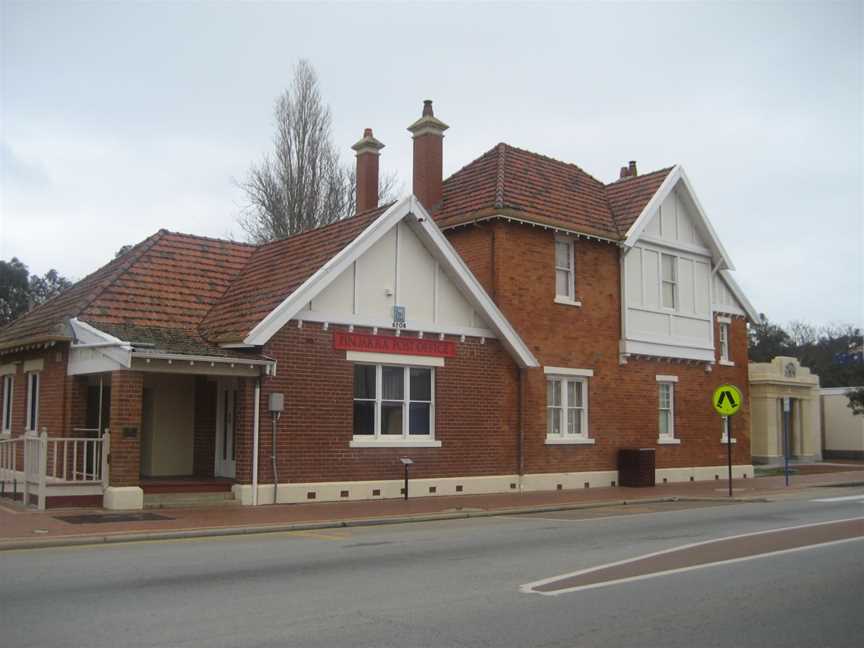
[712,384,742,416]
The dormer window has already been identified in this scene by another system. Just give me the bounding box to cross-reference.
[554,236,579,305]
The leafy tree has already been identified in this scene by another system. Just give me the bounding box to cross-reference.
[748,314,795,362]
[0,259,72,326]
[239,59,397,243]
[0,258,31,326]
[848,387,864,416]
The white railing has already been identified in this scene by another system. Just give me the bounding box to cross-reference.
[0,430,110,510]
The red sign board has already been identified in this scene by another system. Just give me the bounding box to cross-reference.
[333,331,456,358]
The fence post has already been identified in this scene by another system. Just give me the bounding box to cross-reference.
[101,429,110,489]
[37,430,48,510]
[22,432,33,507]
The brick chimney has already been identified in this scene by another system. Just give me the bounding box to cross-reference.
[351,128,385,214]
[407,100,449,212]
[619,160,638,180]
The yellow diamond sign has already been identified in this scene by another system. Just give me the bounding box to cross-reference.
[712,384,743,416]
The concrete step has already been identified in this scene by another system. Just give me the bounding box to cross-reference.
[143,491,238,509]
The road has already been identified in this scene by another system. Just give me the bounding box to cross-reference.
[2,491,863,647]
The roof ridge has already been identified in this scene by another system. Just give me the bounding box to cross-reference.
[498,143,608,187]
[605,165,676,187]
[158,229,258,247]
[494,143,507,209]
[77,230,168,322]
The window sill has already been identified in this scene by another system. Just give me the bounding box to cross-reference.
[545,436,595,445]
[350,438,442,449]
[657,437,681,445]
[719,360,735,367]
[721,437,737,444]
[554,296,582,307]
[0,431,10,439]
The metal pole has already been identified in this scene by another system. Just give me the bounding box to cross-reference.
[404,464,409,501]
[727,415,733,497]
[783,398,790,487]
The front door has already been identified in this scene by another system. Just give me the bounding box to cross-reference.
[215,381,238,478]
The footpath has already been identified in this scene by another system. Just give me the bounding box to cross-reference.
[2,464,862,551]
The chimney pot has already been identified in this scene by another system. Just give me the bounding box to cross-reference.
[628,160,638,177]
[351,128,385,214]
[407,100,449,212]
[619,166,629,180]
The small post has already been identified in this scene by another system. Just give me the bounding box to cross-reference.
[37,430,48,511]
[101,429,111,488]
[783,397,791,487]
[400,457,413,501]
[726,415,733,498]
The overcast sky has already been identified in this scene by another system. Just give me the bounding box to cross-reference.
[1,1,861,328]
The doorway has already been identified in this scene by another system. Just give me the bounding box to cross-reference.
[215,380,238,479]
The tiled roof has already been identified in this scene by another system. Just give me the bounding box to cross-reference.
[200,204,391,343]
[437,143,673,240]
[605,166,675,235]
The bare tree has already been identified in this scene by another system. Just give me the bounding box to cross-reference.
[239,60,399,243]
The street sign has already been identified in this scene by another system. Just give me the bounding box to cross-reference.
[712,384,742,416]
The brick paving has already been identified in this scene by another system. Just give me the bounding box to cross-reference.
[1,466,862,548]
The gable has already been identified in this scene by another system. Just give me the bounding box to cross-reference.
[309,221,482,332]
[245,196,539,368]
[641,184,710,251]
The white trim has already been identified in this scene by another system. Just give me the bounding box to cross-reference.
[717,315,732,324]
[352,363,436,443]
[0,363,16,377]
[657,380,675,440]
[619,339,715,362]
[719,360,735,367]
[440,213,621,245]
[657,437,681,445]
[553,296,582,307]
[25,371,40,432]
[296,310,495,339]
[544,367,594,377]
[554,234,576,302]
[346,351,444,367]
[1,374,12,433]
[349,439,442,448]
[718,270,759,322]
[243,196,539,368]
[545,375,591,442]
[23,359,44,373]
[545,436,595,445]
[623,166,735,271]
[655,375,679,382]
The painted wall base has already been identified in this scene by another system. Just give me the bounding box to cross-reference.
[103,486,144,510]
[233,465,755,506]
[823,450,864,461]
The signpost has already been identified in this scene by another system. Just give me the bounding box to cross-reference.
[712,384,743,497]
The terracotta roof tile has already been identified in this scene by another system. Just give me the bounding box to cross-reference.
[199,204,392,343]
[437,143,673,240]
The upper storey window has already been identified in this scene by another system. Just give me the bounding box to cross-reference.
[554,236,577,304]
[661,253,678,310]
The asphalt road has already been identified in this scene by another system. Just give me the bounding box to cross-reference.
[2,492,863,648]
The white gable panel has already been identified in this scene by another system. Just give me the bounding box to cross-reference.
[310,214,483,333]
[644,185,710,251]
[713,273,746,316]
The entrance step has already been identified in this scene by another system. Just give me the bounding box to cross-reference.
[143,491,238,509]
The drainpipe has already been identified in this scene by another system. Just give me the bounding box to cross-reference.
[252,378,261,506]
[271,413,280,504]
[518,367,526,490]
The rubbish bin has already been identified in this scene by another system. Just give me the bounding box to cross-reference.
[618,448,656,487]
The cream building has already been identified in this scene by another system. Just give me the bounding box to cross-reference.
[821,387,864,460]
[749,357,821,464]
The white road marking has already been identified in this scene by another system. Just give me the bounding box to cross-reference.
[520,515,864,596]
[811,494,864,502]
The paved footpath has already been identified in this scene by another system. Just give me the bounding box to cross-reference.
[1,464,862,550]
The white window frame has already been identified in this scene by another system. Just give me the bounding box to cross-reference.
[25,372,40,433]
[718,318,734,365]
[657,378,679,444]
[545,374,593,444]
[660,253,678,311]
[1,375,13,435]
[554,236,580,306]
[350,364,440,448]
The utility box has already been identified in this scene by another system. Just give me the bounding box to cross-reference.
[618,448,656,487]
[268,393,285,413]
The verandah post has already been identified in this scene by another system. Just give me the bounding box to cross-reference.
[37,429,48,510]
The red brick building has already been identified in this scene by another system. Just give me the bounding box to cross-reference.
[0,101,757,509]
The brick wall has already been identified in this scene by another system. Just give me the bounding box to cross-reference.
[108,370,143,487]
[0,344,70,438]
[248,322,520,485]
[447,220,751,474]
